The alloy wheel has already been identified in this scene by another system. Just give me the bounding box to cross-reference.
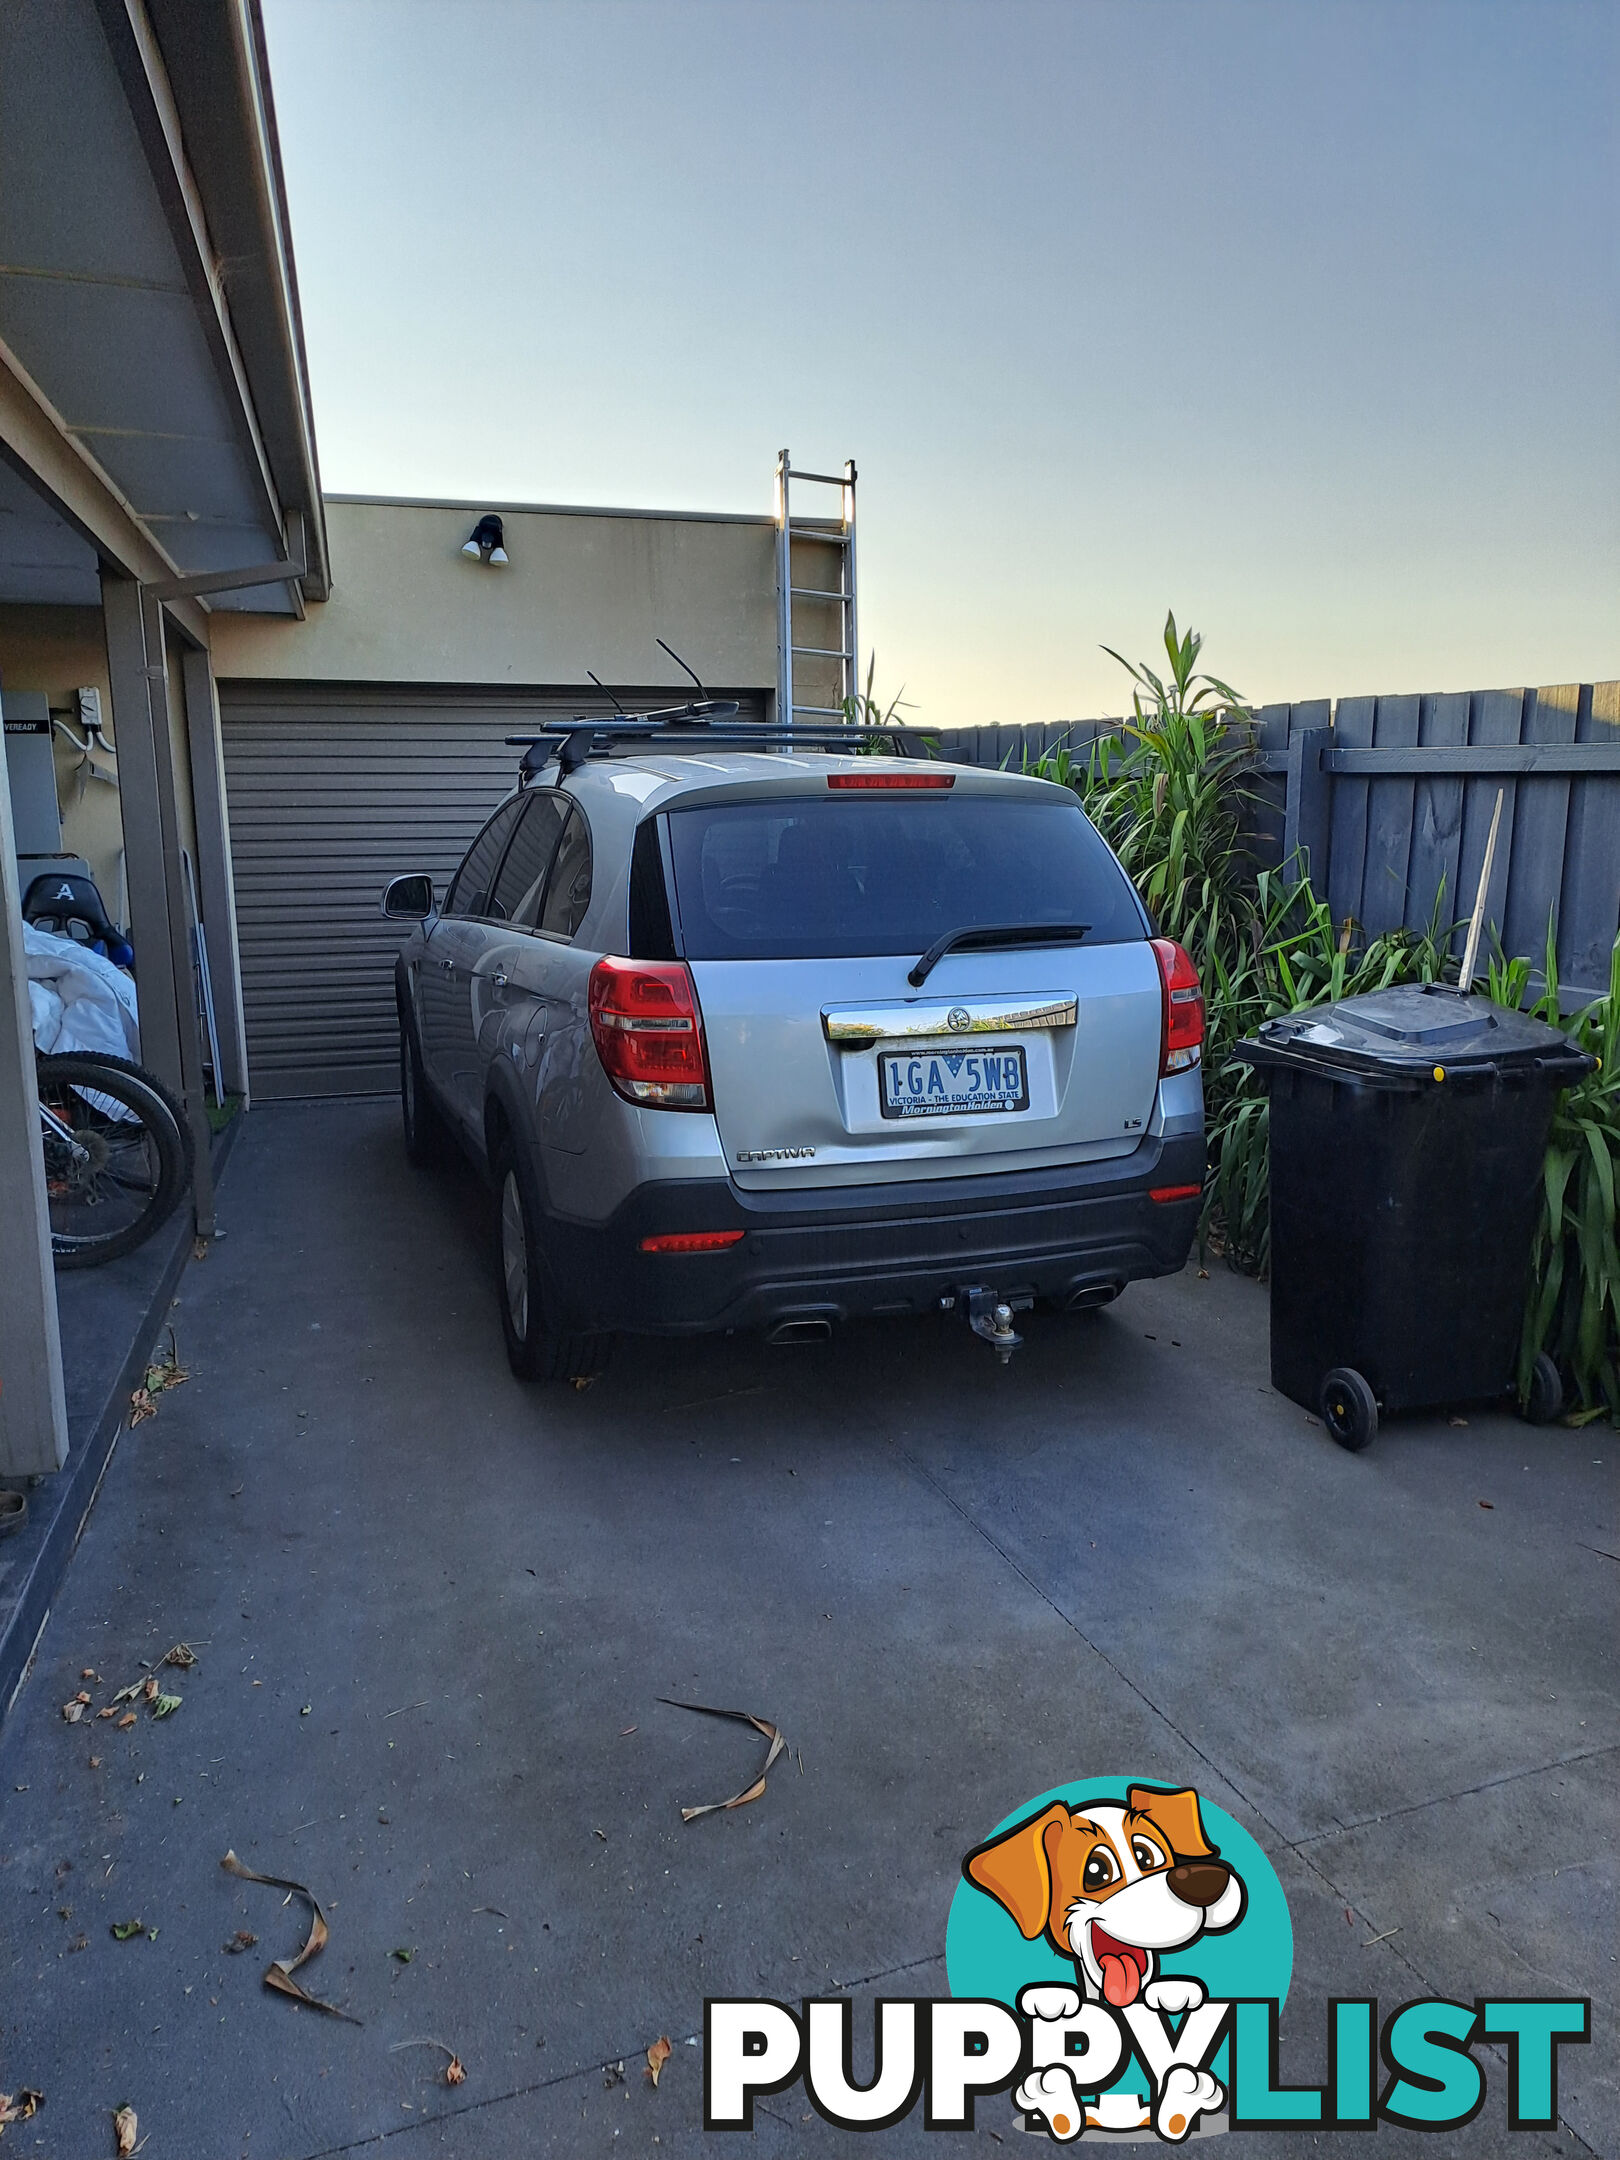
[500,1170,529,1339]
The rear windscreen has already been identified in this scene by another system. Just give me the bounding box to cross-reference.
[664,794,1146,961]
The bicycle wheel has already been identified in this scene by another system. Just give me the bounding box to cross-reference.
[37,1053,194,1268]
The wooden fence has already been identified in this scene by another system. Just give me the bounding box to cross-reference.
[933,682,1620,1006]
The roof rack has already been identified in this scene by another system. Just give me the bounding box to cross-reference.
[505,701,898,778]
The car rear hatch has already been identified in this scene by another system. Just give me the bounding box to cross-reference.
[656,770,1165,1191]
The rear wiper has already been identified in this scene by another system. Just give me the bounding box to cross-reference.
[907,922,1090,988]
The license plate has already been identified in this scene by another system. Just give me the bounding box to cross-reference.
[878,1045,1030,1120]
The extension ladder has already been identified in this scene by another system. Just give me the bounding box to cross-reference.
[774,450,858,731]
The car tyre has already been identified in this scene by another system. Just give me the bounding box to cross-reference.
[492,1135,613,1384]
[1319,1366,1378,1451]
[399,1011,449,1167]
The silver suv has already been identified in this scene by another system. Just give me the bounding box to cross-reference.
[383,720,1204,1382]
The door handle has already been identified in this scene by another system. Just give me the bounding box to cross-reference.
[440,957,455,972]
[492,970,509,989]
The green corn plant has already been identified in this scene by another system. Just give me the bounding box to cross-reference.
[1490,927,1620,1423]
[1083,613,1260,980]
[844,655,929,755]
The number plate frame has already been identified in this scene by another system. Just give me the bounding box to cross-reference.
[877,1044,1031,1121]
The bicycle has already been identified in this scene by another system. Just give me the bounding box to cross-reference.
[36,1052,194,1268]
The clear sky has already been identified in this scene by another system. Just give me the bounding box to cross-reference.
[261,0,1618,728]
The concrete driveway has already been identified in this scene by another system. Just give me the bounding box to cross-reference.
[0,1100,1614,2159]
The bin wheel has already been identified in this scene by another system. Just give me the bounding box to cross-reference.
[1523,1353,1563,1426]
[1320,1367,1378,1452]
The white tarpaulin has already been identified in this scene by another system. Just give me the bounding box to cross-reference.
[25,923,140,1061]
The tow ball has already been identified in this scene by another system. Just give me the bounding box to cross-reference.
[943,1286,1029,1365]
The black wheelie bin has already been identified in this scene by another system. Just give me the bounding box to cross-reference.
[1235,982,1594,1449]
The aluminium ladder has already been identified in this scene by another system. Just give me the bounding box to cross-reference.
[774,450,858,732]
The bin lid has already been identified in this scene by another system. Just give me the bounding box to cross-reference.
[1242,982,1590,1080]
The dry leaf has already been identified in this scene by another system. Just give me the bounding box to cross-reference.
[81,1668,100,1681]
[95,1706,116,1720]
[646,2036,672,2087]
[110,1919,145,1940]
[62,1699,86,1724]
[142,1677,158,1702]
[111,1681,143,1706]
[658,1698,788,1823]
[161,1643,198,1670]
[220,1851,361,2024]
[114,2103,138,2155]
[128,1388,158,1427]
[224,1930,258,1953]
[117,1713,137,1731]
[88,1756,103,1771]
[445,2057,466,2086]
[0,2088,43,2125]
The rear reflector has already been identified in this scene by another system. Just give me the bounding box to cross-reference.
[1150,937,1205,1073]
[826,771,954,789]
[588,957,712,1109]
[1150,1183,1203,1204]
[637,1230,746,1254]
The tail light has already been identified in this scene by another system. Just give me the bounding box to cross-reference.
[588,957,712,1109]
[1151,938,1204,1074]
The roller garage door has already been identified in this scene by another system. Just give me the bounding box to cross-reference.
[219,683,767,1099]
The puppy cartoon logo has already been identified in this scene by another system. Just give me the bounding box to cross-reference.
[949,1777,1293,2141]
[966,1786,1247,2013]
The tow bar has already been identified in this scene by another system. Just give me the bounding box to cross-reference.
[944,1286,1028,1366]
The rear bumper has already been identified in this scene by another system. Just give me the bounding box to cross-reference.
[541,1134,1205,1335]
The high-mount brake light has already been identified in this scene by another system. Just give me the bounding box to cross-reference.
[588,958,712,1110]
[1150,938,1205,1075]
[637,1230,746,1255]
[825,772,955,790]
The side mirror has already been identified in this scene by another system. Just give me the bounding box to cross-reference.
[382,873,434,920]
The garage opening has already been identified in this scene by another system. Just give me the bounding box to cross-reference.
[219,682,767,1099]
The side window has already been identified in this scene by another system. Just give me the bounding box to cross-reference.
[628,816,676,959]
[538,805,593,940]
[489,791,568,926]
[444,797,524,919]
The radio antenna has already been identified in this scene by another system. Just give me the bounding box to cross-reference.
[586,670,626,714]
[656,638,707,697]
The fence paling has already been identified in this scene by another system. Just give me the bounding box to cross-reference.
[934,680,1620,1007]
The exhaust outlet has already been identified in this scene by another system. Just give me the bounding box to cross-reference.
[766,1317,833,1346]
[1066,1280,1124,1313]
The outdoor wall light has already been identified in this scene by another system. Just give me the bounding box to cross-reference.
[460,513,509,566]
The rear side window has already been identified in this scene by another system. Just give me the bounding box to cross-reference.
[444,797,525,918]
[538,805,592,939]
[665,794,1145,961]
[489,791,568,924]
[629,817,676,959]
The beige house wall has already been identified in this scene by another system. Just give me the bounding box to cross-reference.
[0,604,124,907]
[209,498,780,693]
[0,603,203,921]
